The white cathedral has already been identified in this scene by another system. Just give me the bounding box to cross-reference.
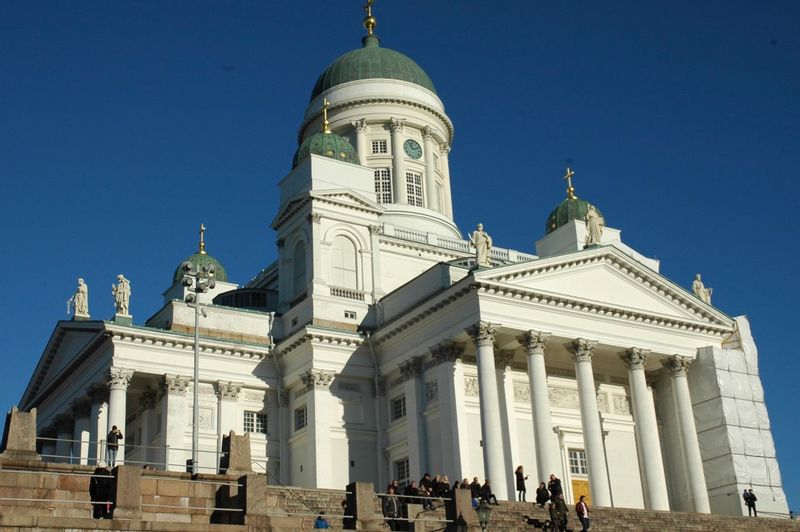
[19,8,788,518]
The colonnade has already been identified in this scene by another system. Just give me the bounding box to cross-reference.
[398,321,711,511]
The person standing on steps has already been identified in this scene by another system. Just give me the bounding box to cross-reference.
[382,485,401,531]
[548,473,563,502]
[515,465,529,502]
[105,425,123,468]
[744,488,758,517]
[575,494,590,531]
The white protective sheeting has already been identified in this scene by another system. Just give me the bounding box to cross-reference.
[750,378,765,402]
[735,399,759,429]
[760,430,776,458]
[741,427,764,457]
[726,348,748,374]
[734,316,760,375]
[721,397,740,425]
[730,371,753,401]
[754,402,770,429]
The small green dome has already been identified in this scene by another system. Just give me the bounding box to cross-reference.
[546,197,603,234]
[292,131,360,168]
[310,35,437,101]
[173,252,229,284]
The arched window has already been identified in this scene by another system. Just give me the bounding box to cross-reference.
[292,241,306,298]
[331,235,357,289]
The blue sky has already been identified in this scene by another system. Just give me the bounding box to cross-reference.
[1,0,797,511]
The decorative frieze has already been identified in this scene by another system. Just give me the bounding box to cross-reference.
[597,392,609,413]
[425,381,438,404]
[613,395,631,415]
[519,330,550,355]
[217,381,242,401]
[164,374,190,394]
[245,391,264,402]
[300,369,335,391]
[549,387,580,410]
[464,377,479,397]
[622,347,650,370]
[513,382,530,402]
[570,338,597,363]
[663,355,692,377]
[108,368,134,390]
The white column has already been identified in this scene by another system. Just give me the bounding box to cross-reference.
[439,145,453,218]
[301,369,335,488]
[497,350,522,498]
[422,127,437,210]
[520,331,560,483]
[468,322,509,500]
[432,342,469,480]
[72,398,92,465]
[309,212,325,295]
[570,339,612,507]
[138,390,156,466]
[663,356,710,513]
[278,389,290,484]
[107,368,133,465]
[88,384,108,466]
[162,374,190,471]
[368,225,385,300]
[389,118,407,204]
[351,118,368,164]
[621,348,670,510]
[217,381,243,472]
[401,357,427,481]
[55,414,74,463]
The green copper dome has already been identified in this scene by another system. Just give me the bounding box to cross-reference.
[172,252,229,284]
[546,197,603,234]
[292,131,361,168]
[310,34,437,101]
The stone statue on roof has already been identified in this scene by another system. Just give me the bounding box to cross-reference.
[470,223,493,268]
[67,278,89,318]
[584,205,604,247]
[112,274,131,315]
[692,273,713,304]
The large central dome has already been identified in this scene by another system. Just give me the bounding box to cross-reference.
[310,35,437,101]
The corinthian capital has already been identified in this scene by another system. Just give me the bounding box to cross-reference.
[621,347,650,370]
[217,381,243,401]
[108,368,134,390]
[400,356,424,380]
[430,341,465,364]
[663,355,692,377]
[389,117,406,133]
[351,118,368,133]
[300,369,335,391]
[422,126,435,141]
[164,374,190,394]
[467,322,496,347]
[570,338,597,363]
[496,350,515,369]
[518,330,551,355]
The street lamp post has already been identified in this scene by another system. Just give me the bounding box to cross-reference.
[181,260,216,474]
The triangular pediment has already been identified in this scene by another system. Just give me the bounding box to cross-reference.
[309,189,383,214]
[478,247,731,327]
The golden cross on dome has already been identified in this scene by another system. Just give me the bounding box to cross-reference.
[198,223,206,254]
[322,98,331,133]
[563,167,576,199]
[363,0,377,35]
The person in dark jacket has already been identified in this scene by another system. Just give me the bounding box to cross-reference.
[536,482,550,508]
[515,465,529,501]
[480,480,498,505]
[469,477,481,508]
[404,480,420,505]
[554,494,569,531]
[89,467,113,519]
[105,425,123,467]
[548,474,563,501]
[419,473,434,509]
[744,488,758,516]
[382,486,401,531]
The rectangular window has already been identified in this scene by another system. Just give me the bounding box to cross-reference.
[344,310,357,319]
[394,457,410,488]
[374,168,392,203]
[569,449,588,476]
[294,405,307,431]
[371,139,388,154]
[391,395,407,421]
[405,171,423,207]
[244,411,268,434]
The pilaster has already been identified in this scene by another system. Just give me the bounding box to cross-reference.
[162,374,190,471]
[300,369,336,487]
[107,368,133,465]
[431,341,468,479]
[400,356,427,480]
[389,118,407,204]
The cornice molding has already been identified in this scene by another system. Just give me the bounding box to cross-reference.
[109,330,268,360]
[272,328,364,359]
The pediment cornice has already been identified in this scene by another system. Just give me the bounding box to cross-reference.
[272,327,364,359]
[308,190,383,215]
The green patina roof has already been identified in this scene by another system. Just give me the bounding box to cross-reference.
[310,34,436,101]
[546,197,603,234]
[292,131,361,168]
[173,252,229,283]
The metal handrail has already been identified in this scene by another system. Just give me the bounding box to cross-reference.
[252,461,334,518]
[141,503,242,512]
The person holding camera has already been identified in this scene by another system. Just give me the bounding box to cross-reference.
[106,425,123,467]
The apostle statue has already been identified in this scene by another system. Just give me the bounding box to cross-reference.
[470,223,493,267]
[67,278,90,318]
[112,274,131,315]
[692,274,713,304]
[584,205,604,247]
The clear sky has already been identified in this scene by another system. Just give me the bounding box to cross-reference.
[1,0,797,511]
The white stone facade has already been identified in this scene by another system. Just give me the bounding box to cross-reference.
[19,26,788,519]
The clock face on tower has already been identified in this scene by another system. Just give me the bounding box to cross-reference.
[403,139,423,159]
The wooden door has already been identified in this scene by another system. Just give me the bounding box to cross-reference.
[571,479,591,505]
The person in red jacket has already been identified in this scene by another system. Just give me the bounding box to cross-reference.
[575,495,590,531]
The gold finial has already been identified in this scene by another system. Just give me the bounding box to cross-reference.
[198,223,207,254]
[563,167,576,199]
[363,0,377,35]
[322,98,331,133]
